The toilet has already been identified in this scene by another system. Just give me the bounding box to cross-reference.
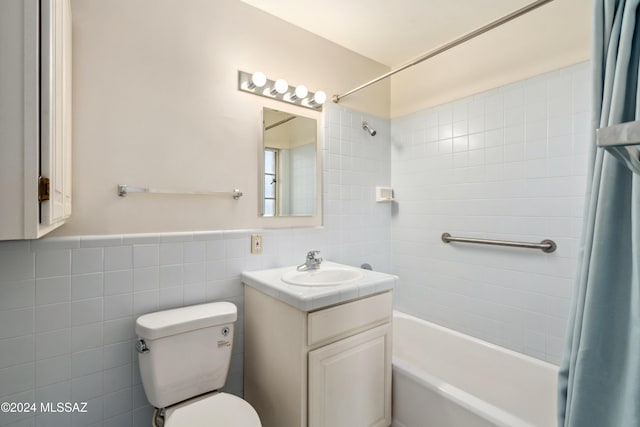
[135,302,261,427]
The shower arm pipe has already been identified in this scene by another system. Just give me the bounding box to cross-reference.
[332,0,555,104]
[441,233,557,253]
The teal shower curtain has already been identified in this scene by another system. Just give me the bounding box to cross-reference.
[558,0,640,426]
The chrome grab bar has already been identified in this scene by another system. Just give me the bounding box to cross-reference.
[118,184,243,200]
[441,233,557,253]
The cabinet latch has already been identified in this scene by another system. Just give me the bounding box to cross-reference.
[38,177,50,202]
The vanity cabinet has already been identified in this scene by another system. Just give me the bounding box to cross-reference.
[244,286,392,427]
[0,0,72,240]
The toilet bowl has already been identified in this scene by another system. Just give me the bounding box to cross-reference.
[135,302,261,427]
[160,391,260,427]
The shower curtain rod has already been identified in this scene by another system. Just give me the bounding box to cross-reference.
[332,0,555,104]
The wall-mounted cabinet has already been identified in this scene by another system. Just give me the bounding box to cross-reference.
[0,0,72,240]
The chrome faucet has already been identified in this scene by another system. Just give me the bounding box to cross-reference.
[297,250,323,271]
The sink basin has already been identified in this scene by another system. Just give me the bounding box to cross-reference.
[242,261,397,311]
[282,267,364,286]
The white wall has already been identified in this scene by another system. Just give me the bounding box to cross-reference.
[61,0,390,236]
[0,103,392,427]
[391,62,590,364]
[390,0,591,117]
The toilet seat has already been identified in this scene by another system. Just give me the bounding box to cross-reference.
[164,392,261,427]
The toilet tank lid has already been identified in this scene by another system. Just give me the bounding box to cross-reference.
[136,302,237,340]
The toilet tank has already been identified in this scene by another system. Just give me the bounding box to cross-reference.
[135,302,237,409]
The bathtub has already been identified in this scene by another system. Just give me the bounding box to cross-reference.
[392,311,558,427]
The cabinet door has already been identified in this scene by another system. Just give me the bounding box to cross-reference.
[40,0,72,227]
[308,323,391,427]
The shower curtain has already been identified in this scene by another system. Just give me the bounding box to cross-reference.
[558,0,640,426]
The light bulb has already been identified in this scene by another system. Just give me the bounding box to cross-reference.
[249,71,267,89]
[271,79,288,95]
[311,90,327,105]
[293,85,308,100]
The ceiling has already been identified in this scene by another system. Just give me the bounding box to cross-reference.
[239,0,535,67]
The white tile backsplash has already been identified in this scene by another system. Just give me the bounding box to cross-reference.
[71,274,103,301]
[35,330,69,360]
[132,246,158,269]
[35,303,70,333]
[183,241,205,263]
[0,280,35,310]
[102,318,134,347]
[158,265,182,288]
[71,347,103,378]
[132,290,159,316]
[0,363,35,398]
[391,62,590,364]
[158,243,183,266]
[104,270,132,296]
[35,277,71,306]
[36,250,70,278]
[71,248,104,275]
[103,294,133,321]
[35,354,71,387]
[71,299,103,327]
[103,399,133,427]
[71,372,103,402]
[205,239,225,260]
[104,246,132,272]
[0,336,34,369]
[103,365,132,394]
[158,286,182,310]
[71,323,102,353]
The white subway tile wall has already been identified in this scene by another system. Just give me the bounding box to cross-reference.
[391,62,590,364]
[0,103,392,427]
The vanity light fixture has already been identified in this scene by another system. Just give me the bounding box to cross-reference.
[310,90,327,106]
[237,70,324,111]
[290,85,308,101]
[248,71,267,89]
[271,79,288,95]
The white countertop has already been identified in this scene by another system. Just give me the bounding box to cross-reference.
[241,261,397,312]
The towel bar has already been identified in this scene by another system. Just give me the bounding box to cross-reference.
[117,185,243,200]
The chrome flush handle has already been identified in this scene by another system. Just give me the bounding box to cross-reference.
[136,339,150,354]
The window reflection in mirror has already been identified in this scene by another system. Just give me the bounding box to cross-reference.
[262,108,317,217]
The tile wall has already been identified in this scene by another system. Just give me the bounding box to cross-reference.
[391,62,591,364]
[0,103,392,427]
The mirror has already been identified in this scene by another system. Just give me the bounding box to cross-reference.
[261,107,318,217]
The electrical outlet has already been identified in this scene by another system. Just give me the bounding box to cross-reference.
[251,234,263,254]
